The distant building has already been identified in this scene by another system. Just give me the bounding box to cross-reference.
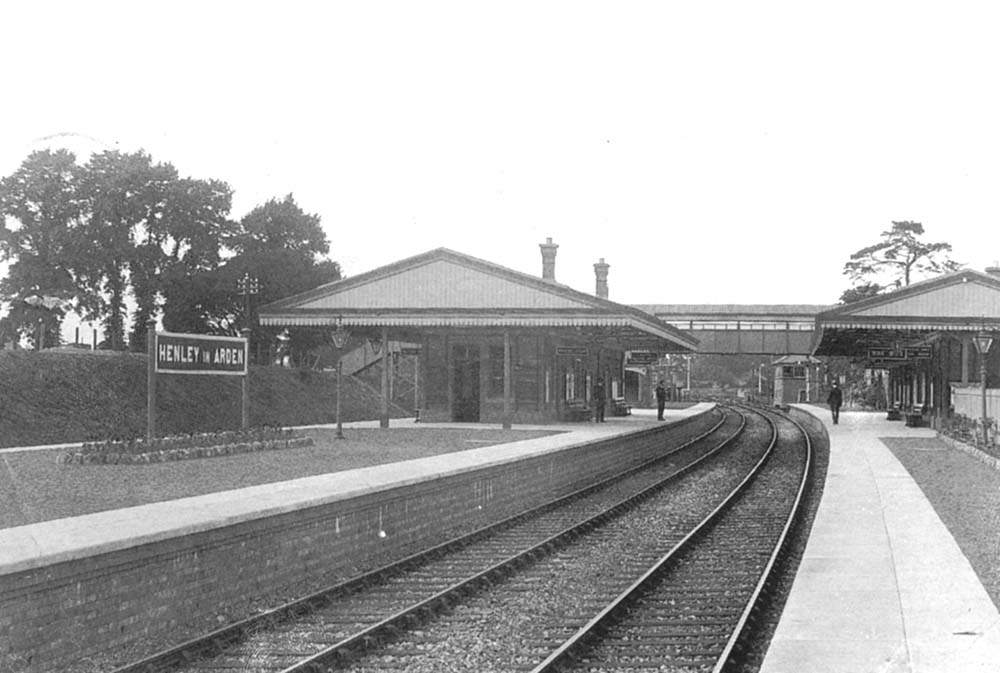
[770,355,822,405]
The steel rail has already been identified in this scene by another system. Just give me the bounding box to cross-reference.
[710,404,813,673]
[112,409,734,673]
[528,405,785,673]
[275,408,748,673]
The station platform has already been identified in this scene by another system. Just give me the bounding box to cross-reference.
[3,404,719,671]
[760,408,1000,672]
[0,404,708,574]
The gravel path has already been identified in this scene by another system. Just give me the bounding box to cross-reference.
[885,436,1000,612]
[0,427,559,528]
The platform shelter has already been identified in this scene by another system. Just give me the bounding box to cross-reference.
[811,267,1000,428]
[258,244,698,427]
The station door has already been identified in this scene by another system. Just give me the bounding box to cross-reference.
[452,345,480,422]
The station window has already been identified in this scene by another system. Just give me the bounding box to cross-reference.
[562,357,587,401]
[782,365,806,379]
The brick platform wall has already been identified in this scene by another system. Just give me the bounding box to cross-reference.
[2,409,717,672]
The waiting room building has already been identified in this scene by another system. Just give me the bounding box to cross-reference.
[258,241,698,426]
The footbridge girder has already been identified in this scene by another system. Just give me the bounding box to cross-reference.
[633,304,833,356]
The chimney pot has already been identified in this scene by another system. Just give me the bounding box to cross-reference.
[594,258,610,299]
[539,238,559,281]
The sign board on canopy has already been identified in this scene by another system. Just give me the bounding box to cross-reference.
[867,346,932,363]
[627,351,660,365]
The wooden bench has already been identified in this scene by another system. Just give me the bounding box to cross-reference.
[612,397,632,416]
[559,400,592,422]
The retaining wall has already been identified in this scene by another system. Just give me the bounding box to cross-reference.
[787,404,829,443]
[1,408,717,672]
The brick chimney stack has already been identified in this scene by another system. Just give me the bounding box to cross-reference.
[540,237,558,281]
[987,261,1000,278]
[594,257,610,299]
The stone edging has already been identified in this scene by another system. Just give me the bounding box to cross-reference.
[938,433,1000,471]
[59,437,315,465]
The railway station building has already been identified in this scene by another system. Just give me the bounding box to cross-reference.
[811,266,1000,428]
[258,241,698,427]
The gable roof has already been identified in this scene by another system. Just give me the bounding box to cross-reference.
[812,269,1000,356]
[815,269,1000,329]
[258,248,698,351]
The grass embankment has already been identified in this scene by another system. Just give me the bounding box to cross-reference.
[0,350,410,448]
[0,427,560,528]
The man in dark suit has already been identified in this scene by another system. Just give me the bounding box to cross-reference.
[827,382,843,424]
[593,379,607,423]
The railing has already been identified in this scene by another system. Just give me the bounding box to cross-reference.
[951,384,1000,422]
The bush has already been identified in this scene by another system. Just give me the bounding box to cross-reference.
[0,350,410,448]
[939,413,999,455]
[59,427,314,464]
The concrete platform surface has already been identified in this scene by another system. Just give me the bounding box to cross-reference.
[759,408,1000,673]
[0,404,711,575]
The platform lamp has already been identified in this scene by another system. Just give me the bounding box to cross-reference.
[275,328,291,367]
[973,327,994,446]
[331,316,351,439]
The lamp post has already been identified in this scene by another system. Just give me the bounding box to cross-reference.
[331,317,351,439]
[237,273,260,324]
[237,273,260,362]
[973,329,994,445]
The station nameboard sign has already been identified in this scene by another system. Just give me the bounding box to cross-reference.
[867,346,932,362]
[155,332,248,375]
[556,347,588,357]
[627,351,660,365]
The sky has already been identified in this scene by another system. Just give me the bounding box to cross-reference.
[2,1,1000,317]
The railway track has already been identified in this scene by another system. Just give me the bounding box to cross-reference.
[112,405,806,673]
[529,405,812,673]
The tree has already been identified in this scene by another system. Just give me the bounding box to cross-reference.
[0,152,343,357]
[162,194,341,354]
[227,193,329,259]
[72,150,235,350]
[128,174,235,350]
[0,150,82,345]
[842,221,962,298]
[838,281,883,304]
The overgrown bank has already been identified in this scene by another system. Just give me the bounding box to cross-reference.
[0,350,410,448]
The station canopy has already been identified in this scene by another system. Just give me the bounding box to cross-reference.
[258,247,699,353]
[811,269,1000,360]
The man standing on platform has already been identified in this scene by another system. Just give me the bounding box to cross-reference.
[593,378,606,423]
[827,381,843,424]
[655,380,667,421]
